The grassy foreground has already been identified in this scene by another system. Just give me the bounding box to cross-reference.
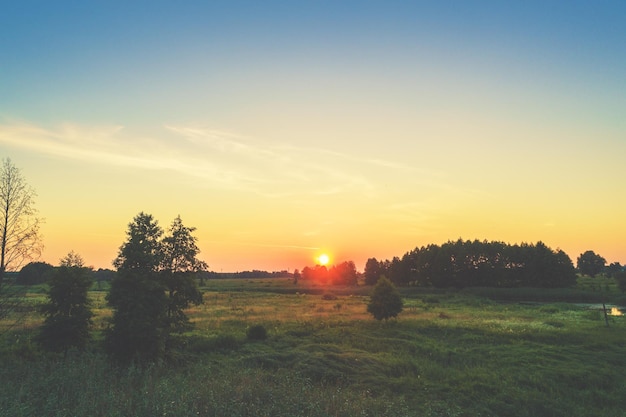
[0,278,625,416]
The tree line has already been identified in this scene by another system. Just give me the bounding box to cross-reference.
[364,239,579,289]
[299,261,359,286]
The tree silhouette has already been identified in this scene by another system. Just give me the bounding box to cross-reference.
[363,258,382,286]
[38,252,93,354]
[160,215,205,332]
[106,213,168,363]
[106,213,206,363]
[0,158,43,323]
[576,250,606,277]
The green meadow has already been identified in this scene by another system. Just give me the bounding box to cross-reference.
[1,277,625,417]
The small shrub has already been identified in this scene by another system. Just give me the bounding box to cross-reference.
[367,276,403,321]
[322,293,338,300]
[246,324,268,341]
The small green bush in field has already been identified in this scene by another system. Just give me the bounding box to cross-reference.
[247,324,268,341]
[367,276,403,321]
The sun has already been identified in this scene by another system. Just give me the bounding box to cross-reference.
[318,253,330,266]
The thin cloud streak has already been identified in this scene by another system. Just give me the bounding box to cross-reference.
[0,121,458,201]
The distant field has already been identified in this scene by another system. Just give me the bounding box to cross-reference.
[0,277,625,416]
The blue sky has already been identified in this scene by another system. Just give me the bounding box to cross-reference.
[1,1,625,270]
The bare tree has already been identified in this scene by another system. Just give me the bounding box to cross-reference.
[0,158,43,322]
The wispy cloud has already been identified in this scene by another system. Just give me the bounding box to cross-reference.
[0,120,452,201]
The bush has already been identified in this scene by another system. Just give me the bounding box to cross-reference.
[367,276,403,321]
[247,324,268,341]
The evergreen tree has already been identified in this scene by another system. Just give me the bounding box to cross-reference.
[106,213,168,363]
[38,251,93,353]
[106,213,206,363]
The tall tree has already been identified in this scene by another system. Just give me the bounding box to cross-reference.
[106,213,168,363]
[363,258,382,286]
[577,250,606,277]
[0,158,43,323]
[160,215,205,331]
[37,251,93,353]
[0,158,43,281]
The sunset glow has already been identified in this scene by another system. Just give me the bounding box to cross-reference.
[318,254,330,266]
[0,2,624,272]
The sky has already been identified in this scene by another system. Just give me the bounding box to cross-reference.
[1,1,625,272]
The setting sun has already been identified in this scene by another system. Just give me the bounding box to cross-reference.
[318,253,330,266]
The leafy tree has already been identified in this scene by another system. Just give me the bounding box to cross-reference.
[577,250,606,277]
[0,158,43,322]
[106,213,168,363]
[367,276,403,321]
[37,252,93,353]
[16,261,54,285]
[363,258,382,286]
[160,215,205,332]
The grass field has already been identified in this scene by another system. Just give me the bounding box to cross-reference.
[0,277,625,416]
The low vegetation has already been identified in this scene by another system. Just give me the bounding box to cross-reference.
[1,277,625,417]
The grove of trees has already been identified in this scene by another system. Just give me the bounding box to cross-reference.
[105,213,206,363]
[365,239,577,288]
[300,261,358,286]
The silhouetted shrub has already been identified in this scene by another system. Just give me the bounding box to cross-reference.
[322,293,337,300]
[247,324,268,341]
